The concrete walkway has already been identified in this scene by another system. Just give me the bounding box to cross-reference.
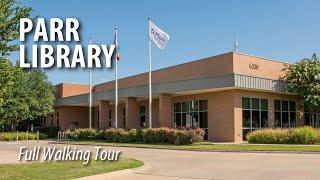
[1,141,320,179]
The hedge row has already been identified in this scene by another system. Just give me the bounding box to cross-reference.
[66,128,205,145]
[34,126,59,138]
[0,132,47,141]
[246,126,319,144]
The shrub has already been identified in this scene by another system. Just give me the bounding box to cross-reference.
[246,129,291,144]
[135,128,144,142]
[95,130,105,140]
[66,127,205,145]
[291,126,318,144]
[127,129,138,143]
[34,126,59,138]
[188,128,206,143]
[77,128,98,140]
[142,128,182,144]
[38,133,48,139]
[0,132,47,141]
[173,128,205,145]
[104,128,128,143]
[65,129,77,140]
[247,126,320,144]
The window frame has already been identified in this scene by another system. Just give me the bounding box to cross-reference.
[274,99,296,128]
[242,97,269,131]
[173,99,208,129]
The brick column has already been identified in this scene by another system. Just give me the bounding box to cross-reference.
[125,97,139,129]
[99,100,110,129]
[269,98,275,128]
[159,93,173,127]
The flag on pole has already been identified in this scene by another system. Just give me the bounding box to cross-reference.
[147,17,170,128]
[149,20,170,49]
[113,31,120,61]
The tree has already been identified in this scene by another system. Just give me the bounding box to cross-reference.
[0,0,32,56]
[0,58,15,106]
[283,53,320,124]
[0,59,30,129]
[0,60,55,130]
[25,69,55,120]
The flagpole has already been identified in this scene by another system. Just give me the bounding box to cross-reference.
[89,37,92,129]
[114,27,118,129]
[148,16,152,128]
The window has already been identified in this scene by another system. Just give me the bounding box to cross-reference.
[274,100,296,128]
[242,98,268,138]
[108,109,112,128]
[174,100,208,139]
[140,106,146,127]
[123,108,126,127]
[97,110,99,128]
[304,106,319,128]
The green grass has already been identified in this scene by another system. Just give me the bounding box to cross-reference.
[0,158,143,180]
[64,140,320,152]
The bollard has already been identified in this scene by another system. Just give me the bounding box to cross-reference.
[62,132,66,141]
[26,131,28,141]
[16,131,19,142]
[37,131,39,143]
[57,131,61,141]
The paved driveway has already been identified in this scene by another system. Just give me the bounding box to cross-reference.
[0,141,320,179]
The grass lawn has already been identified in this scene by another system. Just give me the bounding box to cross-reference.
[64,141,320,152]
[0,158,143,180]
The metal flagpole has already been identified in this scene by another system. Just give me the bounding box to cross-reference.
[115,27,118,129]
[148,17,152,128]
[89,37,92,129]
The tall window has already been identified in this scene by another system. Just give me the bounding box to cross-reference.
[123,108,126,127]
[97,110,99,128]
[140,106,146,127]
[242,98,268,138]
[174,100,208,138]
[304,106,319,128]
[108,109,112,127]
[274,100,296,128]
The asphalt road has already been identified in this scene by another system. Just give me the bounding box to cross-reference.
[0,141,320,180]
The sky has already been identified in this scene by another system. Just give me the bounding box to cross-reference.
[9,0,320,85]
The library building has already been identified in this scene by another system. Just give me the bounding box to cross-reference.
[45,52,315,142]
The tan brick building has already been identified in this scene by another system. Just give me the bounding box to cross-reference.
[46,52,312,142]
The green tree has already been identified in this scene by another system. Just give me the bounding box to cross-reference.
[0,60,55,130]
[0,1,55,130]
[0,58,14,106]
[0,0,32,56]
[283,53,320,123]
[0,59,29,129]
[25,69,55,120]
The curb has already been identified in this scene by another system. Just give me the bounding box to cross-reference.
[49,141,320,155]
[74,163,152,180]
